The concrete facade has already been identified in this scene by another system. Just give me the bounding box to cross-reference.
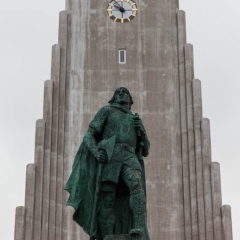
[14,0,233,239]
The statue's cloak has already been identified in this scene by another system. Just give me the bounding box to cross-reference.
[64,141,148,239]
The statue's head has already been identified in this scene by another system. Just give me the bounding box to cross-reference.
[108,87,133,110]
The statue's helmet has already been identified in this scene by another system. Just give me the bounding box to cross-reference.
[108,87,134,109]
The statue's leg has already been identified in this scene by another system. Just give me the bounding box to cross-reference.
[121,165,147,240]
[98,181,117,239]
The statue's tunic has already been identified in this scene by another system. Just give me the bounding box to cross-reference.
[89,104,142,183]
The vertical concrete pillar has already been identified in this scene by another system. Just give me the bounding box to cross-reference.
[177,10,192,240]
[201,118,214,240]
[41,80,53,240]
[48,44,61,240]
[68,72,83,240]
[33,119,45,240]
[55,11,68,240]
[14,207,26,240]
[222,205,233,240]
[68,3,86,239]
[62,11,73,240]
[185,43,198,240]
[24,164,36,240]
[211,162,223,240]
[192,79,205,240]
[65,0,72,11]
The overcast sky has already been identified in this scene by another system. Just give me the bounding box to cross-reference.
[0,0,239,239]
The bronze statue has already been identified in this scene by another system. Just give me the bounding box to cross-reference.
[65,87,150,240]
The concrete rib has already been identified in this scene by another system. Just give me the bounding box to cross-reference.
[24,164,36,240]
[62,12,73,240]
[33,119,45,240]
[185,43,198,240]
[177,10,192,240]
[41,80,53,240]
[201,118,214,240]
[55,11,68,240]
[222,205,233,240]
[48,44,61,240]
[65,0,72,12]
[211,162,223,240]
[192,79,206,240]
[14,207,26,240]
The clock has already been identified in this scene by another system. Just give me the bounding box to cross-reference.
[107,0,138,23]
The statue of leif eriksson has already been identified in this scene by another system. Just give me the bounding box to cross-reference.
[64,87,150,240]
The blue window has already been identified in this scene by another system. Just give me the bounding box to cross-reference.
[119,50,126,64]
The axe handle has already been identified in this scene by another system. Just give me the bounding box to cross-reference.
[138,142,144,162]
[90,162,104,238]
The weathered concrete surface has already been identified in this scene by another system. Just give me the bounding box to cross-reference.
[65,0,72,12]
[55,11,68,240]
[201,119,214,240]
[185,44,198,240]
[222,205,233,240]
[14,206,25,240]
[177,10,192,240]
[62,11,73,240]
[24,164,36,240]
[211,162,223,240]
[41,80,53,240]
[48,44,61,240]
[33,119,45,240]
[192,79,205,240]
[69,0,183,239]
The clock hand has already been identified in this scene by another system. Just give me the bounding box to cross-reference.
[114,4,120,9]
[114,4,126,12]
[114,1,121,7]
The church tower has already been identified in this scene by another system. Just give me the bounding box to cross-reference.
[14,0,233,240]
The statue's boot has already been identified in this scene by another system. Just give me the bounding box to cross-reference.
[98,208,115,239]
[129,189,146,240]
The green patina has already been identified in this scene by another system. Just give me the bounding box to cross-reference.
[64,87,150,240]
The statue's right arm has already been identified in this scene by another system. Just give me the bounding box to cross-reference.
[84,127,108,162]
[83,127,99,159]
[83,106,109,162]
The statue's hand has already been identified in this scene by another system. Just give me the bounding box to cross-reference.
[97,149,108,163]
[133,115,145,134]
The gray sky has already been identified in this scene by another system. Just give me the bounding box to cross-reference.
[0,0,239,239]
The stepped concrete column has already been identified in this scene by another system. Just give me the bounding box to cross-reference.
[24,164,36,240]
[33,119,45,240]
[185,43,198,240]
[55,11,68,240]
[177,10,192,240]
[222,205,233,240]
[65,0,72,11]
[211,162,222,240]
[41,80,53,240]
[14,207,26,240]
[62,9,73,240]
[201,118,214,240]
[48,44,61,240]
[211,162,223,240]
[192,79,205,240]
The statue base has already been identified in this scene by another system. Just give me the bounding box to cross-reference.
[104,235,131,240]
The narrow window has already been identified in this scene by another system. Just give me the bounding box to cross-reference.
[119,50,126,64]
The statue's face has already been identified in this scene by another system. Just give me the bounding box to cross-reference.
[114,87,131,107]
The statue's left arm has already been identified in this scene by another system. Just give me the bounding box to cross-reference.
[134,116,150,157]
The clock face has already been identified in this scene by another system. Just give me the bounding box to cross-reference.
[107,0,138,23]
